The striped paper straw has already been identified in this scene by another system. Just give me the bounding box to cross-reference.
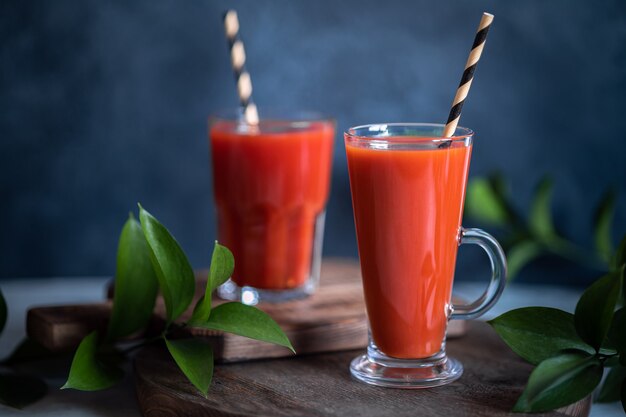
[442,12,494,138]
[223,10,259,125]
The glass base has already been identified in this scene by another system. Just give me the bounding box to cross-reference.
[216,211,326,306]
[350,345,463,388]
[217,279,315,305]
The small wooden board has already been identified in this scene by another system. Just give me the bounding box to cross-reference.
[27,303,114,352]
[27,259,466,362]
[134,321,590,417]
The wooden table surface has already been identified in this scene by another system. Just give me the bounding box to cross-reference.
[0,266,623,417]
[134,321,586,417]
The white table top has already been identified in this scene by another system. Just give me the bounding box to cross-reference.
[0,277,622,417]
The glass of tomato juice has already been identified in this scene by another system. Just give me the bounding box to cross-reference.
[345,123,507,388]
[209,110,334,304]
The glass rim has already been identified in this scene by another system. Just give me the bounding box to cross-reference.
[209,108,335,125]
[344,123,474,145]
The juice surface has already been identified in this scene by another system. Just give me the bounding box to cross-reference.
[210,120,334,289]
[346,139,472,358]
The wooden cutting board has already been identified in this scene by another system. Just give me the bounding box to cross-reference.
[133,321,590,417]
[26,259,467,362]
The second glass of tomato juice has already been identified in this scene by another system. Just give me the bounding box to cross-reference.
[209,111,335,304]
[345,123,507,388]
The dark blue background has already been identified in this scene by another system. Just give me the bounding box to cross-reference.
[2,0,625,284]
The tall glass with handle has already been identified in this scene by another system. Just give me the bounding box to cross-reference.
[344,123,506,388]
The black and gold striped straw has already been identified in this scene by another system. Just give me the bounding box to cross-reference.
[442,12,494,138]
[223,10,259,125]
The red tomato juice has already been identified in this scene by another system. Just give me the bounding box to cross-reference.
[210,120,334,290]
[346,139,472,358]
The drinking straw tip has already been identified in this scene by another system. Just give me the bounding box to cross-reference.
[223,9,237,20]
[223,10,239,38]
[481,12,495,24]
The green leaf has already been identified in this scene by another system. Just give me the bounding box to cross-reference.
[464,177,510,226]
[506,241,543,280]
[194,302,294,353]
[597,365,626,402]
[0,288,6,335]
[528,177,557,241]
[488,307,593,365]
[107,214,159,340]
[605,356,621,367]
[208,242,235,292]
[0,372,47,409]
[188,242,235,325]
[613,235,626,271]
[513,353,602,412]
[594,190,616,264]
[164,338,213,396]
[62,332,123,391]
[138,205,195,322]
[574,269,622,351]
[608,307,626,366]
[609,308,626,351]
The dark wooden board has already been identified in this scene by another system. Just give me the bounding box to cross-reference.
[26,259,466,361]
[134,321,590,417]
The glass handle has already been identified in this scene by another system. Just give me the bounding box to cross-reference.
[450,227,507,320]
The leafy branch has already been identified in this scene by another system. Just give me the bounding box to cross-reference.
[63,205,294,396]
[465,173,616,279]
[489,235,626,413]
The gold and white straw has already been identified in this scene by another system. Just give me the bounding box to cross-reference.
[223,10,259,125]
[442,12,494,138]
